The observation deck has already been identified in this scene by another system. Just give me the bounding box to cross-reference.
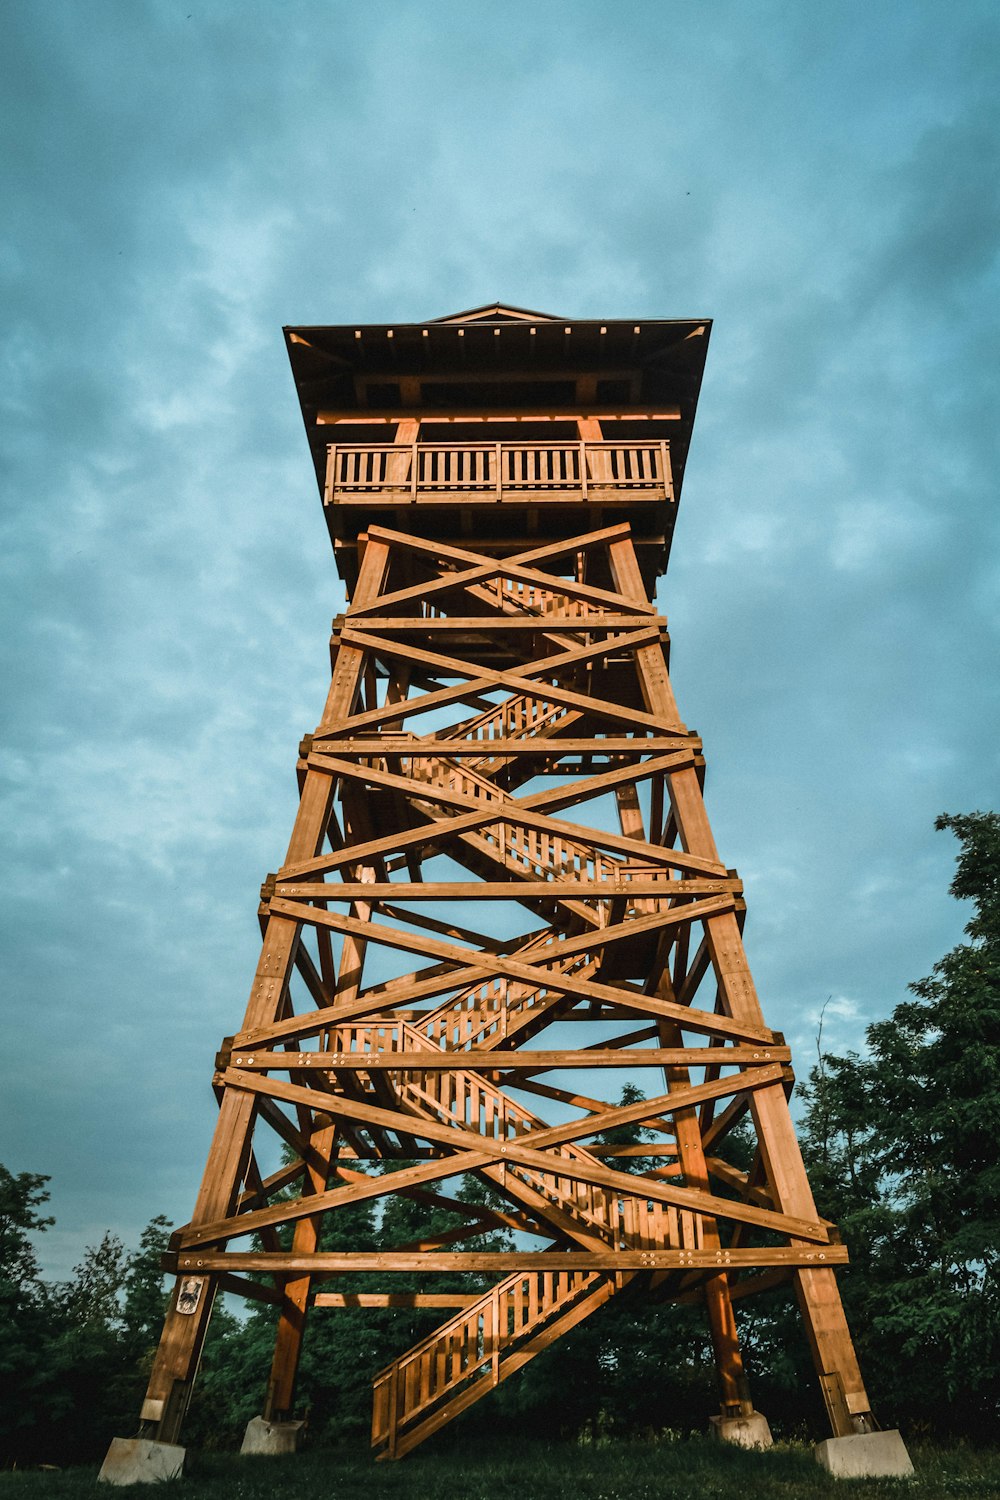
[284,303,711,593]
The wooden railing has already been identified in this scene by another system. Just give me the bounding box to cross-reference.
[325,441,673,504]
[371,1269,608,1458]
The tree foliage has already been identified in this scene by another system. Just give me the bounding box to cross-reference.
[799,811,1000,1434]
[0,1168,58,1463]
[0,1171,173,1467]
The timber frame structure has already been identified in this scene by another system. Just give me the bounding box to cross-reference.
[108,303,898,1470]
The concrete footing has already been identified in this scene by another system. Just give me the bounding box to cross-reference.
[814,1429,914,1478]
[240,1416,306,1456]
[98,1438,186,1485]
[709,1410,773,1449]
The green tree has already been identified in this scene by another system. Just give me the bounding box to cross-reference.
[38,1216,173,1464]
[0,1179,176,1467]
[47,1233,135,1461]
[122,1215,173,1352]
[0,1167,57,1464]
[800,811,1000,1435]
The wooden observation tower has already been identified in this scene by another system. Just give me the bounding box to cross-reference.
[101,303,912,1482]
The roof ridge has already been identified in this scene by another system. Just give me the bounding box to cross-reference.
[429,302,563,324]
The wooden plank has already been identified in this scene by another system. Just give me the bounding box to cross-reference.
[272,879,741,902]
[179,1152,499,1251]
[314,1294,482,1308]
[334,489,667,508]
[177,1247,849,1274]
[229,1045,790,1072]
[318,410,681,426]
[298,736,696,755]
[353,615,663,632]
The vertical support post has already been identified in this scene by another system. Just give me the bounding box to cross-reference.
[263,1121,339,1421]
[491,1285,501,1385]
[325,445,337,507]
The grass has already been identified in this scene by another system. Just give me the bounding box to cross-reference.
[3,1438,999,1500]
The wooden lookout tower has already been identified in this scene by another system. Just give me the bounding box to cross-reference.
[101,303,912,1482]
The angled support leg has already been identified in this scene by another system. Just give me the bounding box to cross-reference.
[99,540,392,1481]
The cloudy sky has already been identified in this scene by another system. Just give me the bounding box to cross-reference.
[2,0,997,1280]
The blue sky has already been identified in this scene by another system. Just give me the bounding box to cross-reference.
[2,0,997,1278]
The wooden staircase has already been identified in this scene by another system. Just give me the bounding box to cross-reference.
[401,714,672,927]
[371,1269,618,1459]
[341,1008,699,1458]
[324,690,701,1456]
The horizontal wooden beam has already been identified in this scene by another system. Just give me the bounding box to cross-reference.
[272,879,741,903]
[317,409,682,425]
[175,1247,848,1275]
[301,736,697,757]
[228,1045,789,1072]
[332,498,668,516]
[314,1293,481,1308]
[347,615,665,631]
[329,1145,680,1160]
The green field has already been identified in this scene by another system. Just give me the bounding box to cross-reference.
[3,1441,999,1500]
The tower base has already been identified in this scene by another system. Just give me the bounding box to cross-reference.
[98,1438,186,1485]
[814,1430,913,1478]
[709,1411,773,1449]
[240,1416,305,1455]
